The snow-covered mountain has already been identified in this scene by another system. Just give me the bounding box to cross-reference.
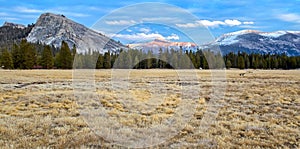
[26,13,126,53]
[128,38,198,52]
[127,30,300,56]
[203,30,300,56]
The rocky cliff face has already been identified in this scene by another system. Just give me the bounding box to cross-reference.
[26,13,126,53]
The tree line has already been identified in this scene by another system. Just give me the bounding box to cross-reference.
[0,39,300,69]
[0,39,74,69]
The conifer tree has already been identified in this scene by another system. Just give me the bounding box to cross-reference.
[0,49,13,69]
[41,45,53,69]
[96,54,104,69]
[12,42,22,69]
[226,59,232,69]
[56,41,72,69]
[103,51,111,69]
[17,39,36,69]
[238,56,245,69]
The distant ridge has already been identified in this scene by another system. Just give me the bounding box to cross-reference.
[202,30,300,56]
[3,21,25,29]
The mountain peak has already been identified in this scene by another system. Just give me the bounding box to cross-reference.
[39,12,68,19]
[2,21,25,29]
[223,30,261,36]
[35,12,81,27]
[27,12,126,53]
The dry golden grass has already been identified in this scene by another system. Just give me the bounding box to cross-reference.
[0,69,299,148]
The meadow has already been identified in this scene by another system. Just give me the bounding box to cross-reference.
[0,69,299,148]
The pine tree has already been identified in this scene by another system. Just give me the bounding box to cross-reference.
[159,48,167,68]
[146,50,153,69]
[244,54,250,69]
[12,43,22,69]
[96,54,104,69]
[0,49,13,69]
[215,52,224,69]
[71,44,77,67]
[56,41,72,69]
[133,55,139,69]
[72,44,77,58]
[202,56,208,69]
[238,56,245,69]
[17,39,36,69]
[188,50,196,69]
[226,59,232,69]
[73,54,83,69]
[126,50,133,68]
[103,51,111,69]
[289,57,297,69]
[169,49,177,68]
[195,50,203,69]
[41,45,53,69]
[110,52,117,68]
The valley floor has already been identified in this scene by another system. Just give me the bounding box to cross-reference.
[0,69,299,148]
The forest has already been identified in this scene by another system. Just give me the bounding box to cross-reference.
[0,39,299,69]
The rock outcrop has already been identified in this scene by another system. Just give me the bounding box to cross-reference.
[26,13,126,53]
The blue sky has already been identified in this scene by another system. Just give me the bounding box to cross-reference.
[0,0,300,44]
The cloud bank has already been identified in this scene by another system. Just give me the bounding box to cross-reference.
[176,19,254,28]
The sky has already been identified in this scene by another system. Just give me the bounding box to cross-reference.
[0,0,300,44]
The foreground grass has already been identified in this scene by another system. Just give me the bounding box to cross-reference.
[0,69,299,148]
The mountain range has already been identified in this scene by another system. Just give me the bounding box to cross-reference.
[128,38,197,52]
[129,30,300,56]
[1,12,300,56]
[202,30,300,56]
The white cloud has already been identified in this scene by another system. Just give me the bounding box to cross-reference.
[277,13,300,23]
[112,33,164,41]
[110,33,179,42]
[105,20,137,25]
[243,21,254,25]
[14,6,43,13]
[166,33,180,40]
[139,27,151,33]
[176,19,254,28]
[175,22,200,28]
[224,19,242,26]
[197,20,225,27]
[141,17,176,22]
